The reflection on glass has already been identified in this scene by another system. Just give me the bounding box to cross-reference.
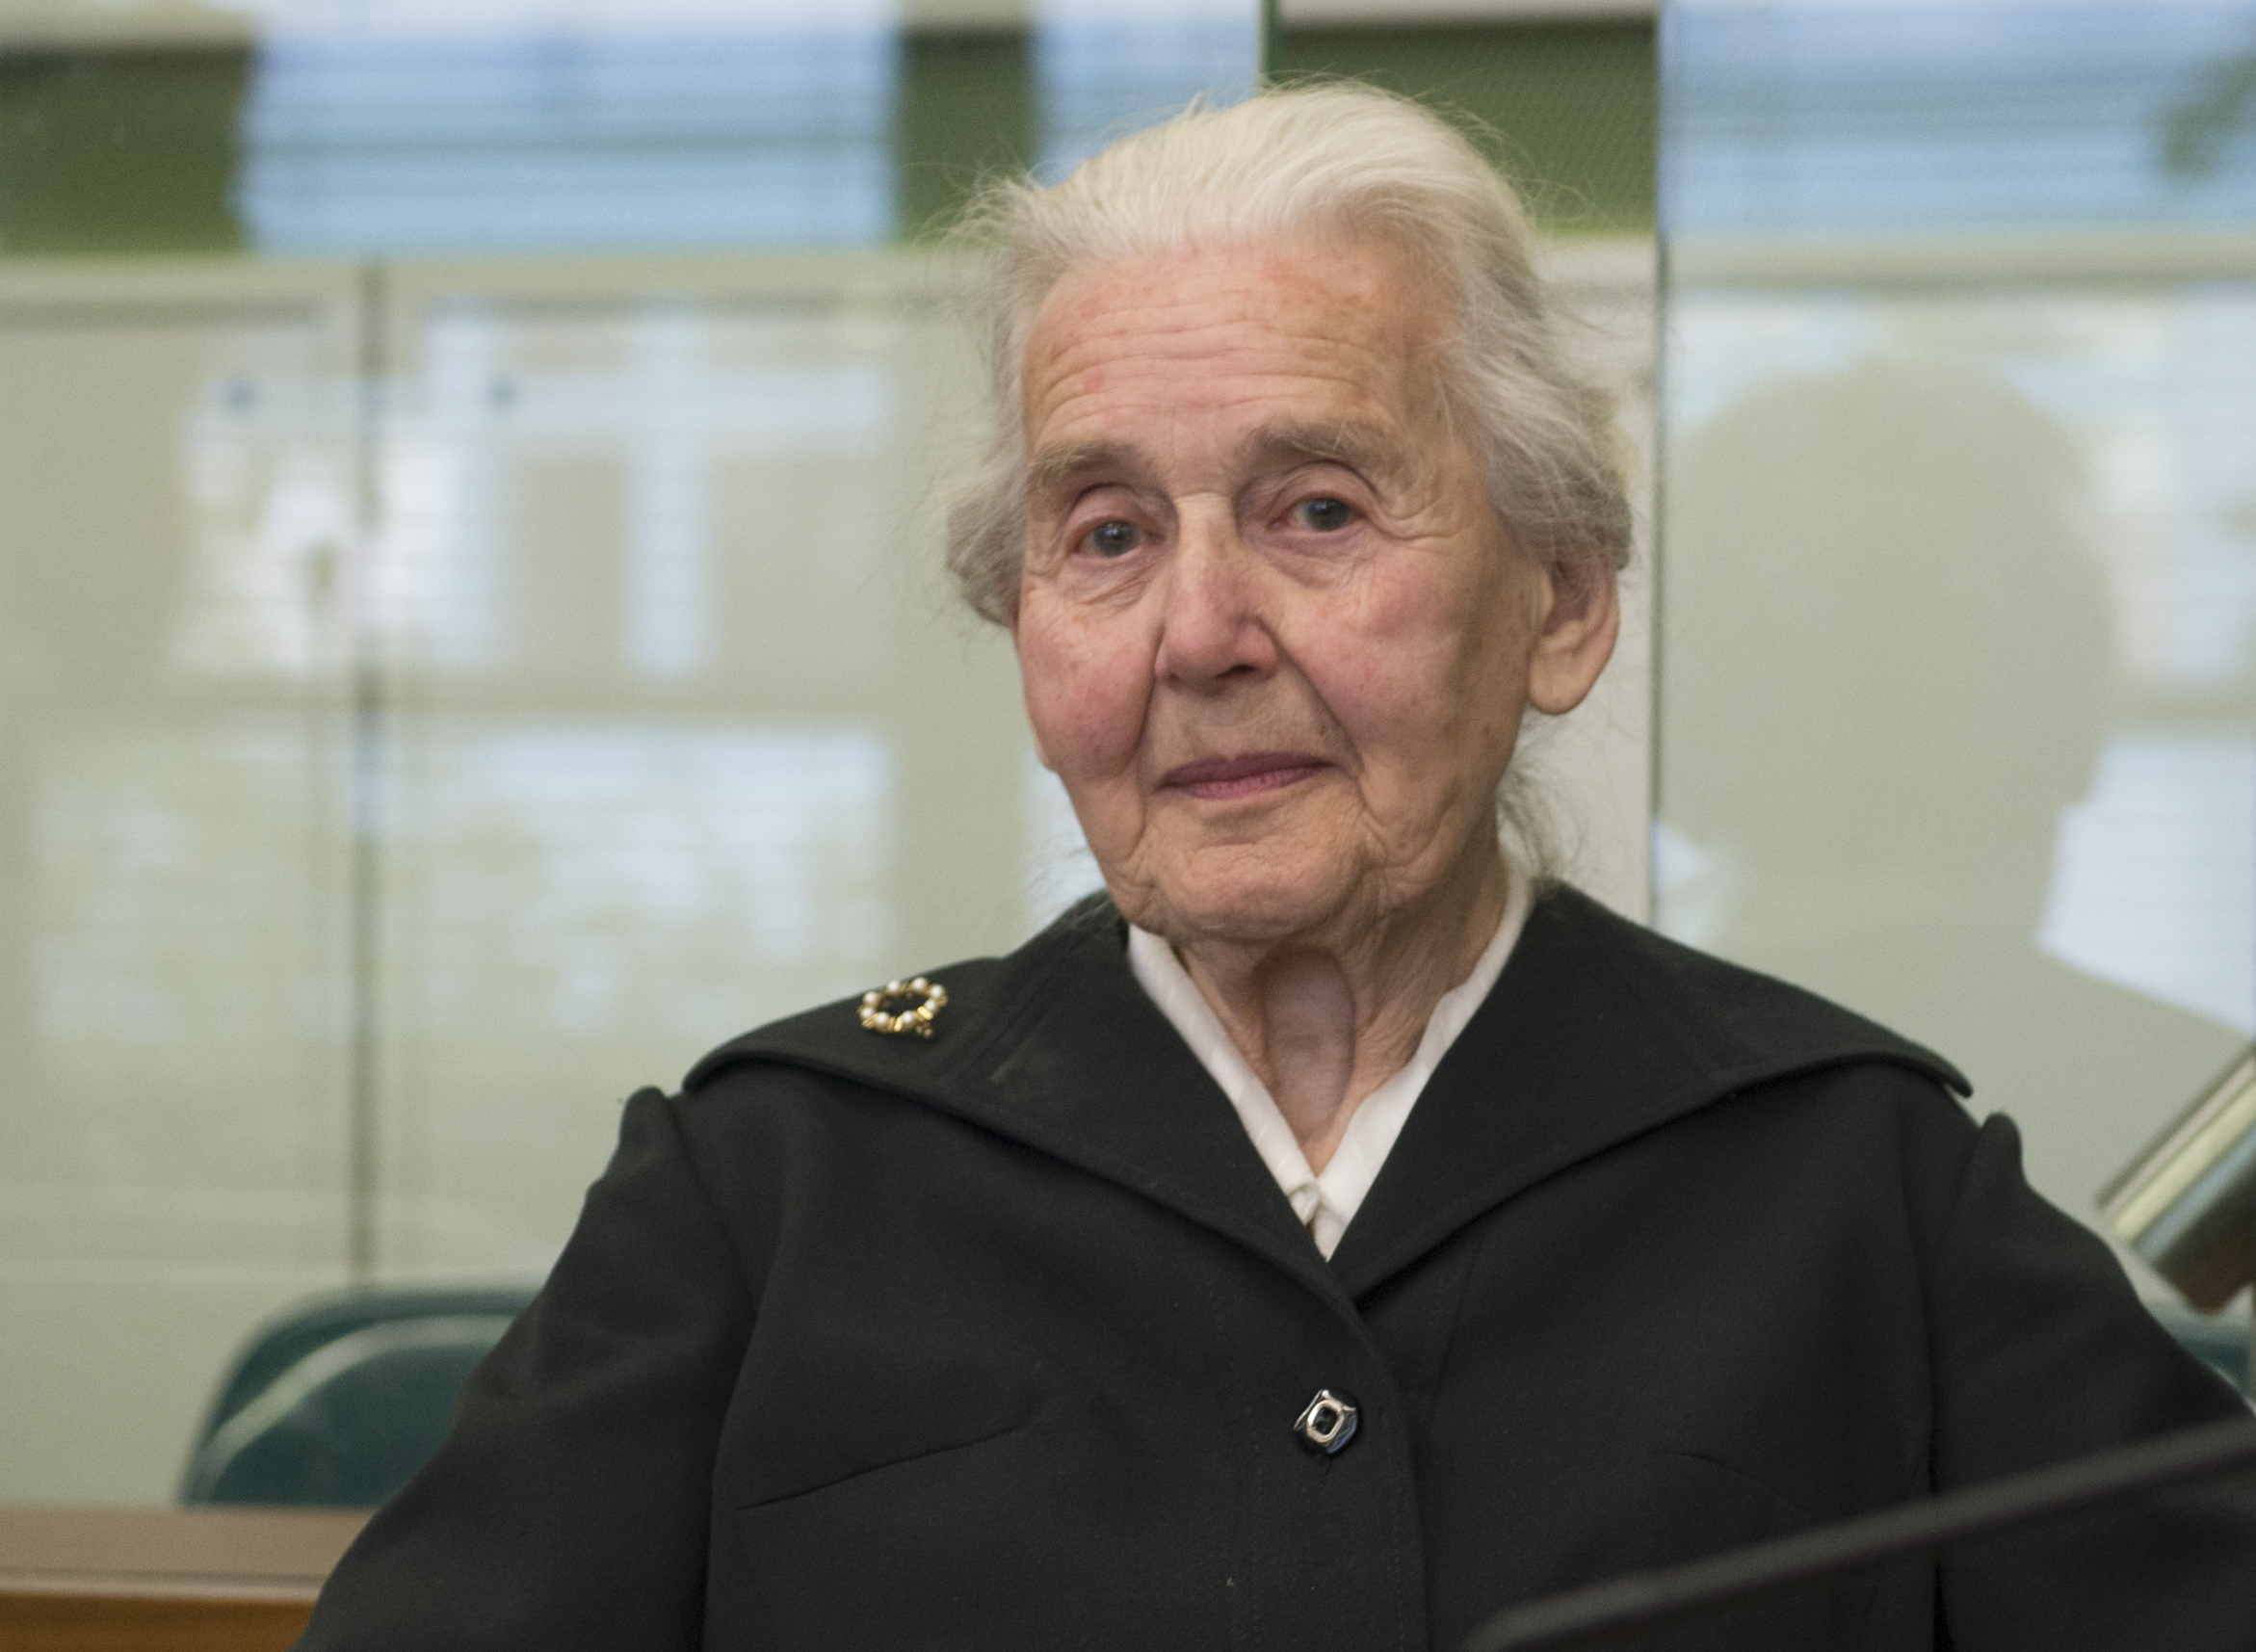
[209,0,1271,253]
[238,0,900,252]
[1661,0,2256,1248]
[0,0,1260,1504]
[173,371,354,681]
[363,275,978,1284]
[0,279,359,1502]
[2042,736,2255,1029]
[624,307,708,679]
[36,722,346,1063]
[374,300,900,680]
[1667,1,2256,235]
[371,721,898,1273]
[1659,354,2248,1217]
[1034,0,1258,174]
[385,723,893,1047]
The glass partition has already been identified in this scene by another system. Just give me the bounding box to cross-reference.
[0,0,1259,1508]
[0,260,364,1502]
[363,253,1028,1282]
[0,0,1663,1507]
[1657,0,2256,1279]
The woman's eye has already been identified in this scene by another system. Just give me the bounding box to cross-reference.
[1290,496,1355,533]
[1081,520,1142,558]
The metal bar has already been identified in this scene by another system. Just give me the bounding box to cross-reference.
[1460,1415,2256,1652]
[345,255,388,1288]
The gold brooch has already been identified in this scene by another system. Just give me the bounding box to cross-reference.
[858,977,947,1039]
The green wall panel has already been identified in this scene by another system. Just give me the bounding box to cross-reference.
[899,29,1035,241]
[0,23,1649,255]
[0,48,248,254]
[1273,21,1656,235]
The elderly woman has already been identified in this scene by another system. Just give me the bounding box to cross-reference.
[297,88,2252,1651]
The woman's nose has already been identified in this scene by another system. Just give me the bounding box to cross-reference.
[1153,511,1277,690]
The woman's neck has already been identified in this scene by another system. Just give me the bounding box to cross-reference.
[1171,845,1510,1174]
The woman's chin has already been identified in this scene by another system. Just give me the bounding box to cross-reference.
[1135,864,1360,951]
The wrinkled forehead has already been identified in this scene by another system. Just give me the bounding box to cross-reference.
[1016,240,1449,465]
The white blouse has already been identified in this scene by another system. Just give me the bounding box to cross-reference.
[1126,870,1532,1260]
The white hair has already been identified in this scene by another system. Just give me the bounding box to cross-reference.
[941,81,1633,627]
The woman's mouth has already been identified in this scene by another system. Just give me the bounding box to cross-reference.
[1161,752,1329,801]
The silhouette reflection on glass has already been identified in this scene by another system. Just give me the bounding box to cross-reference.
[1661,360,2246,1241]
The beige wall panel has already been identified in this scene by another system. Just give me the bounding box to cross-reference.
[0,262,362,1502]
[1658,271,2256,1259]
[366,257,1029,1280]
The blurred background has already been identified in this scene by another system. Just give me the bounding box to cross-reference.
[0,0,2248,1513]
[1657,0,2256,1331]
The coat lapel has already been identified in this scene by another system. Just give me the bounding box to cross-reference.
[979,917,1343,1298]
[697,888,1965,1311]
[1327,886,1968,1299]
[700,900,1338,1300]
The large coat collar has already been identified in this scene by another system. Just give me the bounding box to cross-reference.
[688,886,1967,1304]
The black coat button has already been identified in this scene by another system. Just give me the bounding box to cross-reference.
[1294,1388,1359,1455]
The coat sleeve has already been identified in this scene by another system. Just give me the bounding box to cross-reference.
[1928,1111,2256,1649]
[295,1088,755,1652]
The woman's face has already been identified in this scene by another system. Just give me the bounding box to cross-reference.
[1011,241,1611,948]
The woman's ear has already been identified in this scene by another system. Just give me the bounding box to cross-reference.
[1526,557,1620,716]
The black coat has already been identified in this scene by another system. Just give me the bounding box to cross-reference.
[296,887,2256,1651]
